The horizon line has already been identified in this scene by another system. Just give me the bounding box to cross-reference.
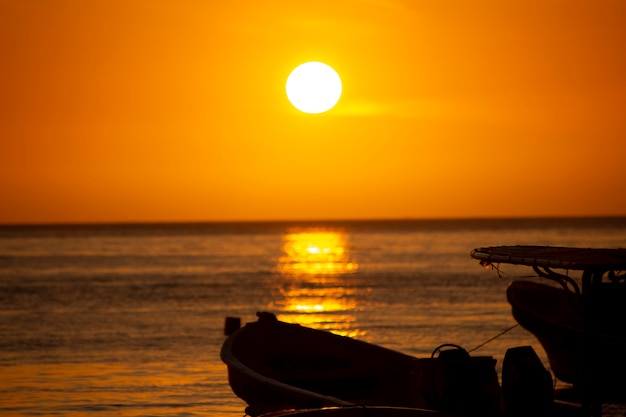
[2,214,626,228]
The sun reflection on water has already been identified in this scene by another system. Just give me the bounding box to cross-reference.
[278,231,359,275]
[272,229,364,337]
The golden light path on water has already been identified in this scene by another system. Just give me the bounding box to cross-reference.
[272,230,364,337]
[278,231,358,275]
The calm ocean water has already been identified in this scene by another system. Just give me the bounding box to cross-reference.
[1,217,626,416]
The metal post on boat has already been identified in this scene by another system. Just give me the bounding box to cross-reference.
[224,316,241,336]
[581,269,602,417]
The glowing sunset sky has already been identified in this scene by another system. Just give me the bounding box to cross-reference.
[2,1,625,224]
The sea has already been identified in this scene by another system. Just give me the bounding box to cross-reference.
[1,217,626,417]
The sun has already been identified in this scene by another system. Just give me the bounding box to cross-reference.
[286,62,342,114]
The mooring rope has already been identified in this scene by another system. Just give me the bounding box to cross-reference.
[468,323,520,353]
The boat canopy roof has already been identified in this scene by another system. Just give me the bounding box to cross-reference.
[471,245,626,271]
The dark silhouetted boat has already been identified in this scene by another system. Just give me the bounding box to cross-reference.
[221,312,501,417]
[506,279,626,397]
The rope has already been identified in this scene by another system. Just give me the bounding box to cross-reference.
[468,323,519,353]
[489,262,536,280]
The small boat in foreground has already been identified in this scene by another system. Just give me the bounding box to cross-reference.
[221,312,501,417]
[506,279,626,397]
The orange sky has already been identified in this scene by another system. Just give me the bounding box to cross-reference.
[2,1,626,224]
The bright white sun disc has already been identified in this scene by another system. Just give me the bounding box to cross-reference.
[286,62,342,114]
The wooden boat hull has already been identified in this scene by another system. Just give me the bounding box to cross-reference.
[221,312,501,417]
[506,280,626,393]
[221,313,415,413]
